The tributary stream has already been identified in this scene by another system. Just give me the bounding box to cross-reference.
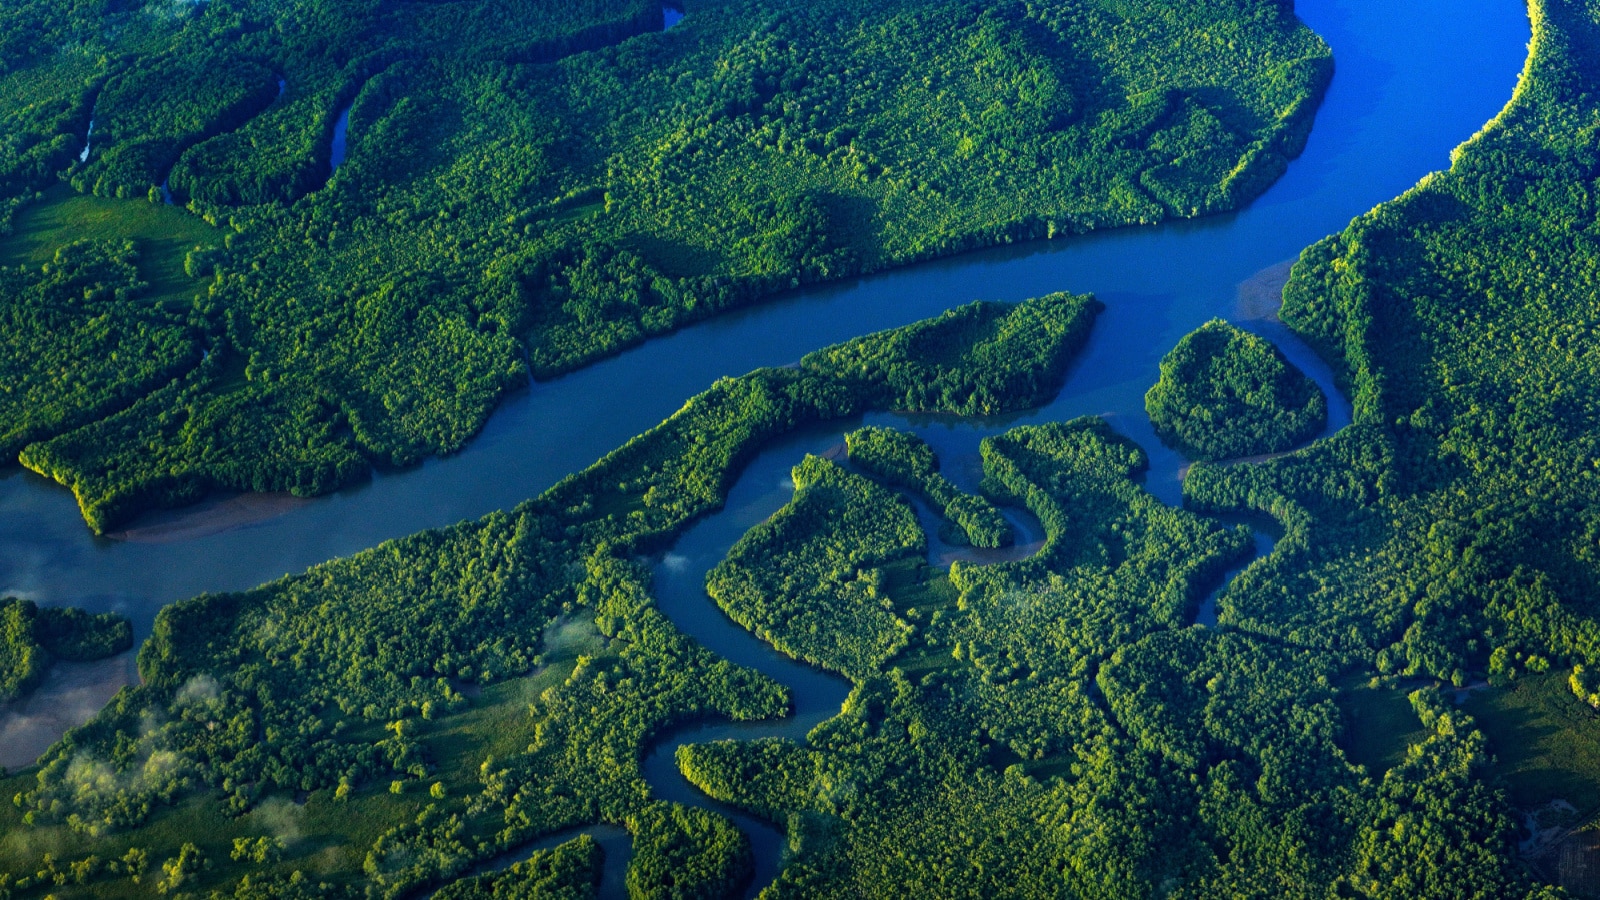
[0,0,1531,894]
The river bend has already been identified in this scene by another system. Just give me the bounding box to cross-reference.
[0,0,1532,891]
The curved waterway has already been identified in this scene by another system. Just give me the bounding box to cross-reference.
[0,0,1530,887]
[329,101,354,173]
[158,76,288,206]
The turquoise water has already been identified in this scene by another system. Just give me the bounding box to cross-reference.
[0,1,1532,888]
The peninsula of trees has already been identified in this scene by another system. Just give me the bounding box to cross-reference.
[1,597,132,704]
[0,0,1330,531]
[14,0,1600,897]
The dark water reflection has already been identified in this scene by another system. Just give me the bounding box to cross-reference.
[329,102,354,173]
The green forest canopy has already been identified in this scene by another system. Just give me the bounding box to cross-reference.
[0,292,1121,898]
[844,424,1013,548]
[1144,317,1327,461]
[17,0,1600,896]
[0,0,1329,531]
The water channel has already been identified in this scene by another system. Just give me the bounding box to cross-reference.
[329,101,354,173]
[0,0,1531,891]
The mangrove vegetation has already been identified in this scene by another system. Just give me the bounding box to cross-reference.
[0,0,1330,530]
[14,0,1600,896]
[0,597,132,705]
[1144,318,1327,461]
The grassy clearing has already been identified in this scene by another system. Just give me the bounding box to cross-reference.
[0,778,423,897]
[0,656,589,897]
[1336,678,1428,775]
[881,558,962,677]
[0,185,219,310]
[1462,672,1600,818]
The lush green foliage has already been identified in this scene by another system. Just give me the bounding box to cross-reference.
[74,51,280,202]
[0,599,45,704]
[0,597,132,704]
[0,0,1328,530]
[433,834,602,900]
[1349,689,1552,899]
[0,239,201,461]
[31,604,135,663]
[0,299,1083,897]
[948,418,1252,757]
[1184,0,1600,692]
[20,0,1600,888]
[707,455,924,678]
[0,56,96,228]
[1132,2,1600,894]
[1335,678,1429,776]
[845,425,1011,547]
[1144,318,1326,461]
[802,293,1098,416]
[1465,671,1600,820]
[678,416,1547,897]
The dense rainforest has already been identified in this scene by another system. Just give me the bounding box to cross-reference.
[14,0,1600,897]
[0,0,1330,531]
[1218,0,1600,734]
[0,237,1573,897]
[0,293,1118,898]
[1144,318,1326,461]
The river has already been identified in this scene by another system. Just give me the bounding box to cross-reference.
[0,0,1530,891]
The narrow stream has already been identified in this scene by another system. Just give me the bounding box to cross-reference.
[615,371,1308,895]
[641,428,856,897]
[913,497,1048,569]
[1195,526,1280,628]
[329,101,354,173]
[158,76,287,207]
[443,824,633,900]
[487,432,1049,896]
[0,2,1532,888]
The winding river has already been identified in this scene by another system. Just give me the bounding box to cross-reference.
[329,100,354,173]
[0,0,1530,893]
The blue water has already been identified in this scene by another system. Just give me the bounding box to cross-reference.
[0,0,1524,635]
[329,102,354,172]
[0,0,1533,889]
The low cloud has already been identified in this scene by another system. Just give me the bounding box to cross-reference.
[174,674,221,707]
[248,796,305,847]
